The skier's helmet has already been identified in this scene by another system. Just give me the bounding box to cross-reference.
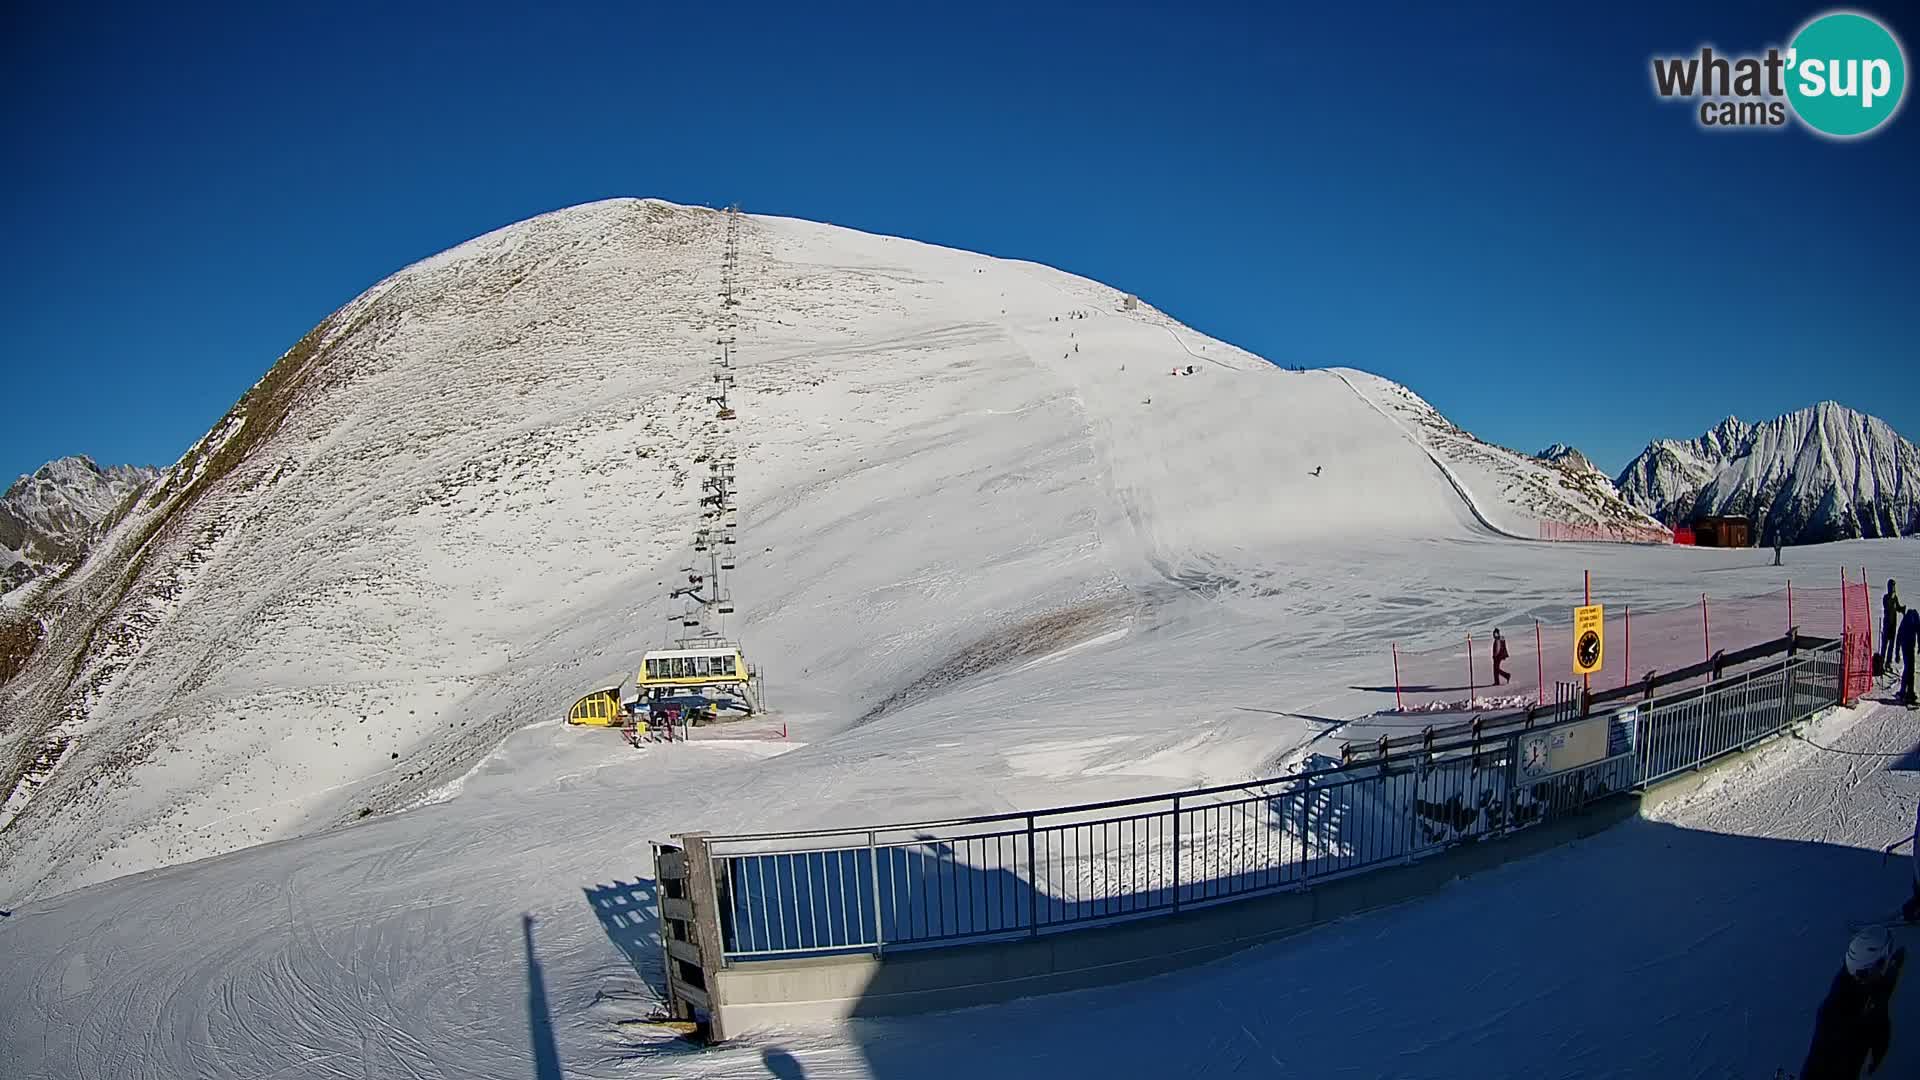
[1846,925,1893,977]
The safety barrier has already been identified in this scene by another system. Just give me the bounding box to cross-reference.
[1383,577,1870,714]
[1537,520,1674,544]
[679,642,1844,963]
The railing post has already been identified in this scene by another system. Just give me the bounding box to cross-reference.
[1026,815,1038,935]
[1502,732,1519,833]
[678,832,729,1041]
[1171,794,1183,912]
[868,830,885,957]
[1694,689,1709,769]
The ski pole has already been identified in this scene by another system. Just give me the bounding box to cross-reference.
[1883,835,1915,864]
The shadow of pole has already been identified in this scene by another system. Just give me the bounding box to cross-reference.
[523,914,565,1080]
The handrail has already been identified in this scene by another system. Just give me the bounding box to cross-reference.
[1345,631,1830,763]
[698,640,1840,847]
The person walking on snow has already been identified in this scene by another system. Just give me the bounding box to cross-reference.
[1884,581,1904,676]
[1491,628,1511,686]
[1801,925,1906,1078]
[1899,606,1920,707]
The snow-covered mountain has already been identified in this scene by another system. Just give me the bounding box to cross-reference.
[0,199,1679,902]
[1614,417,1751,525]
[1537,443,1600,475]
[1617,406,1919,545]
[0,456,157,595]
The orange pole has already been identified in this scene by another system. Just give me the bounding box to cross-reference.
[1536,620,1544,707]
[1864,567,1873,655]
[1392,643,1404,711]
[1702,593,1711,664]
[1584,571,1591,697]
[1842,568,1852,704]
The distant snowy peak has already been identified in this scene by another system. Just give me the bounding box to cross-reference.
[1537,443,1602,476]
[1,456,158,594]
[1616,404,1920,545]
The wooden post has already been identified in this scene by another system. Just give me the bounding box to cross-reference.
[1391,643,1404,712]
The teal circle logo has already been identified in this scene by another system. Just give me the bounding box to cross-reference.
[1786,11,1907,137]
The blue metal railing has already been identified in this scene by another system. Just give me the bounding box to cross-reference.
[703,642,1842,960]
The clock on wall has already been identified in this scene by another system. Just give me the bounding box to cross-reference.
[1522,736,1550,777]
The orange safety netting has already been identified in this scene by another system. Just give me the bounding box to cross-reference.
[1536,521,1675,544]
[1380,583,1853,715]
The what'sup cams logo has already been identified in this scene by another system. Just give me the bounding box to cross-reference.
[1651,9,1906,137]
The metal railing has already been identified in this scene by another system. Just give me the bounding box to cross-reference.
[700,642,1844,961]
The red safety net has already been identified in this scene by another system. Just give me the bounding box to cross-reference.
[1842,573,1873,705]
[1537,521,1674,544]
[1382,583,1851,715]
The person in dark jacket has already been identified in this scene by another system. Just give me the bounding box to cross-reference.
[1491,628,1511,685]
[1900,607,1920,707]
[1801,925,1905,1079]
[1885,581,1904,674]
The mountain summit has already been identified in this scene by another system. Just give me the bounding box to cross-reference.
[1617,403,1919,545]
[1,456,158,595]
[0,199,1661,901]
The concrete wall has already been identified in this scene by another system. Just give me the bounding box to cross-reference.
[712,794,1640,1034]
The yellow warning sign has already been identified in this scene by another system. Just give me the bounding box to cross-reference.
[1573,604,1605,675]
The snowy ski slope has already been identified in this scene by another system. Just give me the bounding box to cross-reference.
[2,199,1913,1079]
[1,199,1647,904]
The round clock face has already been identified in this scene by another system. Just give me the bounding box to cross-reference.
[1577,630,1601,669]
[1522,738,1549,775]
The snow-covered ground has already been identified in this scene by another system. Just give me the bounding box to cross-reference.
[5,665,1920,1079]
[4,199,1919,1078]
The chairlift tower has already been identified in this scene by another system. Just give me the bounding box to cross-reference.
[673,205,746,643]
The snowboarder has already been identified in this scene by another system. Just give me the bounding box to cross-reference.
[1900,606,1919,707]
[1884,581,1903,676]
[1800,925,1905,1079]
[1491,628,1511,685]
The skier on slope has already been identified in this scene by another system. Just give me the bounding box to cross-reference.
[1491,628,1511,686]
[1800,925,1906,1079]
[1884,581,1904,677]
[1899,607,1920,708]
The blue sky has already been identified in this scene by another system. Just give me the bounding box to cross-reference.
[2,1,1914,484]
